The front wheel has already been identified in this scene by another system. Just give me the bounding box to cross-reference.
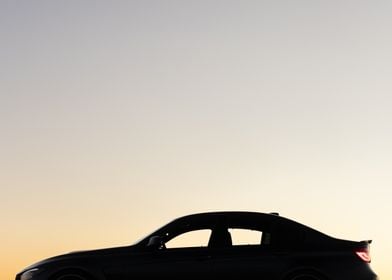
[55,274,88,280]
[52,270,92,280]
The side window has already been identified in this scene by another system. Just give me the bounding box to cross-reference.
[165,229,211,249]
[229,228,263,246]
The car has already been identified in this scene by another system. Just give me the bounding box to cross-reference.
[16,211,378,280]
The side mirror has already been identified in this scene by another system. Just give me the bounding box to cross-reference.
[147,236,165,250]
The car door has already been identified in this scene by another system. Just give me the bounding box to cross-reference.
[209,228,280,279]
[209,245,279,279]
[148,246,212,279]
[103,247,212,280]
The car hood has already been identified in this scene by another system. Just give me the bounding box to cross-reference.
[18,245,139,274]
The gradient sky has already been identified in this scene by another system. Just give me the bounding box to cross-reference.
[1,1,391,279]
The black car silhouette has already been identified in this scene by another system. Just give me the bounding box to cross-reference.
[16,211,378,280]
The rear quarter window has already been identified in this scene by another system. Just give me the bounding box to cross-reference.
[229,228,263,246]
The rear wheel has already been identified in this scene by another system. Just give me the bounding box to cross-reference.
[290,274,322,280]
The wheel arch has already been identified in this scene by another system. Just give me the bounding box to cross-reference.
[48,267,104,280]
[282,268,329,280]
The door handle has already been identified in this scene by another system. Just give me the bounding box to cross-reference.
[273,251,289,256]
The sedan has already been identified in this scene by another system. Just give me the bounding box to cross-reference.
[16,211,378,280]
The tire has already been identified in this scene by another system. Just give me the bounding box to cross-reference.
[290,274,322,280]
[52,269,92,280]
[55,274,88,280]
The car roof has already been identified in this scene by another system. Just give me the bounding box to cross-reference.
[162,211,292,232]
[136,211,330,247]
[171,211,283,222]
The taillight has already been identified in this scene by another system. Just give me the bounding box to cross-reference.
[355,247,371,263]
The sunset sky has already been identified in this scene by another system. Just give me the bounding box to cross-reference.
[1,1,391,279]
